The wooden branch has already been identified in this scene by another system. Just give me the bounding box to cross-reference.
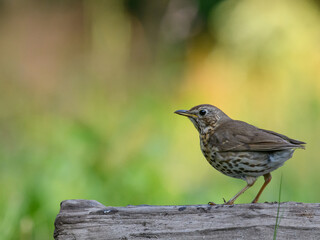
[54,200,320,240]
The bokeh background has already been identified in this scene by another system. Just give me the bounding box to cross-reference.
[1,0,320,239]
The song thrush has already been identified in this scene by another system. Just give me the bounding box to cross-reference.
[175,104,305,205]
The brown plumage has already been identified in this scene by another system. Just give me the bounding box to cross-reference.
[175,104,305,204]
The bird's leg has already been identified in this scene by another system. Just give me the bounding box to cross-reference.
[251,173,272,203]
[225,177,256,205]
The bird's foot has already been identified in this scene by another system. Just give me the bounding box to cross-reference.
[223,198,234,205]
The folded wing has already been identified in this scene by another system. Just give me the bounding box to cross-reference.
[211,120,305,152]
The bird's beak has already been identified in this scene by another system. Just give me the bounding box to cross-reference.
[174,110,197,118]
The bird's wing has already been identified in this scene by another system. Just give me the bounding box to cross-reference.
[258,129,306,145]
[211,120,305,152]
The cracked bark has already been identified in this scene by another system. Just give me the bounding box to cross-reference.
[54,199,320,240]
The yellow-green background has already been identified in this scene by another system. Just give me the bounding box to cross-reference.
[1,0,319,239]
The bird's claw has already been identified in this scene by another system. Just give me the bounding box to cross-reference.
[223,198,234,205]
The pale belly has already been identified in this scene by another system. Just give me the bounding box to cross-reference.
[202,149,294,179]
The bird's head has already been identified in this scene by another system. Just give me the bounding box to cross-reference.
[174,104,230,133]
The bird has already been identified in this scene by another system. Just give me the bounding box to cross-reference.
[174,104,305,205]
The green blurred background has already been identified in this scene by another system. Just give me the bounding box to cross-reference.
[0,0,319,239]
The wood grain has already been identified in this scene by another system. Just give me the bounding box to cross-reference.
[54,200,320,240]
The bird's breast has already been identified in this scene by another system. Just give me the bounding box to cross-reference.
[200,133,217,165]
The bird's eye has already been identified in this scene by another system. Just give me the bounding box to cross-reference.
[199,109,207,116]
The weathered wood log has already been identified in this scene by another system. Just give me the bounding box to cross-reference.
[54,200,320,240]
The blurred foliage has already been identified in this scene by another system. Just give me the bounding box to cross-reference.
[0,0,319,239]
